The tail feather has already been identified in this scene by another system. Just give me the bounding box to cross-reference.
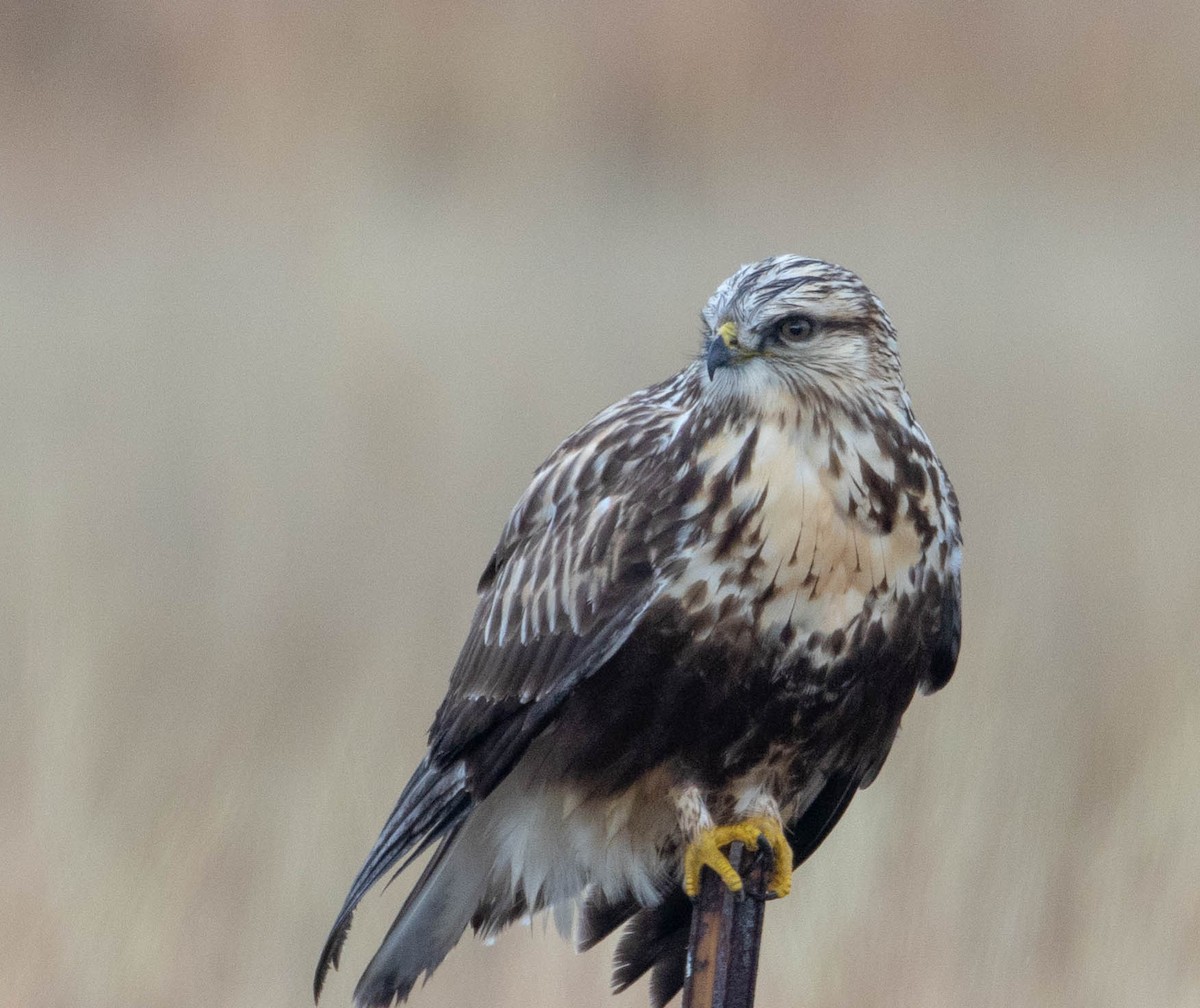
[647,929,690,1008]
[612,892,691,1000]
[578,889,642,952]
[353,817,492,1007]
[314,756,472,1002]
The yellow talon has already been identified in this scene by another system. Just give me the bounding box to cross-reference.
[682,815,793,899]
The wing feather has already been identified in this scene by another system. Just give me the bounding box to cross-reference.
[314,757,470,1000]
[427,376,698,769]
[315,373,703,999]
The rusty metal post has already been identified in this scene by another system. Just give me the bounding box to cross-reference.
[681,840,772,1008]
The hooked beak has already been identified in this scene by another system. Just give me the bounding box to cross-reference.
[706,321,740,379]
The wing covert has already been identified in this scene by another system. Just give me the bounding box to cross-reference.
[428,376,699,770]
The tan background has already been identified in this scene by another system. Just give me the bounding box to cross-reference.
[4,2,1199,1006]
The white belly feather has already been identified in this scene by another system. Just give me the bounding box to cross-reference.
[678,417,926,641]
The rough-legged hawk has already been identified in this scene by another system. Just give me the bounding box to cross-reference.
[315,255,962,1007]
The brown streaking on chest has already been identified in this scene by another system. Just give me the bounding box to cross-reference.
[535,406,953,803]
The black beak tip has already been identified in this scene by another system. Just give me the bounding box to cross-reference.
[706,337,732,379]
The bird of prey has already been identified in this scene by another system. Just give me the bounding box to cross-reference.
[315,255,962,1008]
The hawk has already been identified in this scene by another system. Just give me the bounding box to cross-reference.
[315,255,962,1007]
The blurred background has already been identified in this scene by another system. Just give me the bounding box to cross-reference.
[3,2,1199,1006]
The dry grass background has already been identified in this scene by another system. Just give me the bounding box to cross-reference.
[3,2,1199,1006]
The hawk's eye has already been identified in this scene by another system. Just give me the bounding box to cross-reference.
[774,314,816,343]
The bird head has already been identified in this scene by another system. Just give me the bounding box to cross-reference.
[701,256,905,407]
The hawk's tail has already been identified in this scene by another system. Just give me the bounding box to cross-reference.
[314,755,472,1004]
[351,819,492,1007]
[613,893,692,1008]
[348,766,595,1007]
[578,888,690,1008]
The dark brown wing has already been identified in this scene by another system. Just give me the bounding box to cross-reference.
[429,493,670,779]
[921,537,962,694]
[315,372,701,1001]
[428,371,702,775]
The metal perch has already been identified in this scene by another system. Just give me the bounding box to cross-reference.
[681,839,773,1008]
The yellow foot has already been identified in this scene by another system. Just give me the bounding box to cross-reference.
[682,815,793,899]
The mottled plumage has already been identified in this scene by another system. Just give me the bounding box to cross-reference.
[315,255,962,1007]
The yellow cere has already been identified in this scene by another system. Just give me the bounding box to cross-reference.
[718,320,739,349]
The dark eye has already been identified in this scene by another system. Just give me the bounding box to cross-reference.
[774,314,816,343]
